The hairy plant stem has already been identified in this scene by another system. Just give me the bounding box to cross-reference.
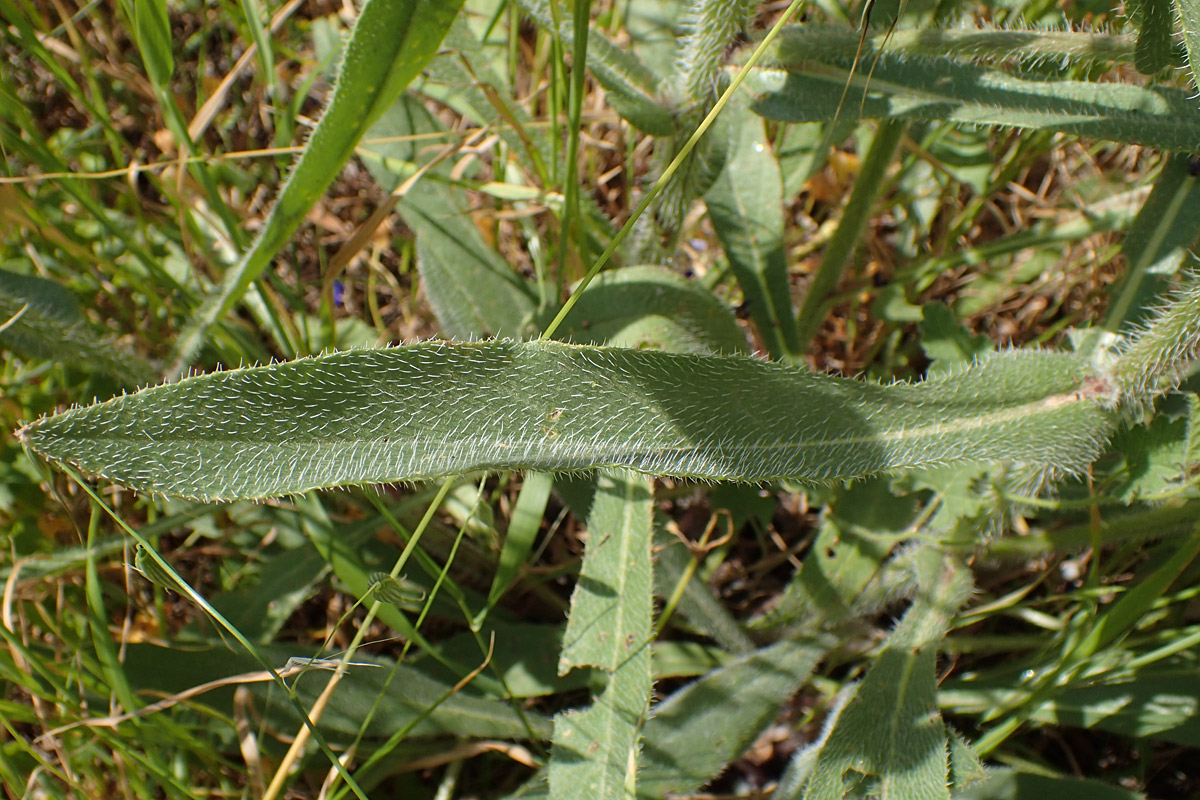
[1112,272,1200,413]
[628,0,761,263]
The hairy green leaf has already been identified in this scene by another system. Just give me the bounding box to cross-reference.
[1178,0,1200,93]
[559,469,653,674]
[0,269,154,384]
[1131,0,1177,74]
[802,551,973,800]
[550,468,653,799]
[749,30,1200,150]
[761,25,1136,71]
[547,265,748,355]
[638,635,832,798]
[20,340,1118,501]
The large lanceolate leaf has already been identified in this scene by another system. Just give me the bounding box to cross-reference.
[170,0,464,371]
[19,340,1117,501]
[747,27,1200,150]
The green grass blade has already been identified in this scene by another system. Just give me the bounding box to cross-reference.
[704,97,801,360]
[19,340,1119,501]
[238,0,277,95]
[85,507,140,715]
[550,468,653,799]
[1071,529,1200,661]
[749,35,1200,150]
[170,0,465,372]
[484,471,554,615]
[131,0,174,86]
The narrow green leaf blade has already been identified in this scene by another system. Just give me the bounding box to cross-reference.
[486,471,554,611]
[133,0,174,85]
[704,97,800,360]
[559,469,654,674]
[171,0,464,370]
[19,340,1118,501]
[637,635,833,798]
[550,468,653,799]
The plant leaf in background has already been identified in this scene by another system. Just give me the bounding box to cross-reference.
[637,634,833,798]
[749,28,1200,150]
[703,95,801,360]
[546,265,748,355]
[1103,153,1200,333]
[511,0,674,136]
[0,268,154,384]
[549,469,653,800]
[361,94,538,339]
[953,769,1147,800]
[18,340,1118,501]
[786,550,975,800]
[1130,0,1177,74]
[1178,0,1200,91]
[170,0,465,371]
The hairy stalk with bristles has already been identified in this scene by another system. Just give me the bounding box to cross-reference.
[630,0,760,262]
[1113,268,1200,416]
